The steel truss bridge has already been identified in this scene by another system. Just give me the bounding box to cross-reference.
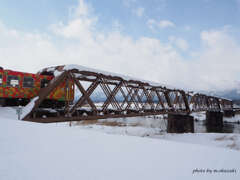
[23,65,233,123]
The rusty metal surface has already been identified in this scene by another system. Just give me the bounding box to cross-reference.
[23,65,233,123]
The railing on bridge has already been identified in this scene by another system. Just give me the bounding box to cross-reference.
[22,65,233,123]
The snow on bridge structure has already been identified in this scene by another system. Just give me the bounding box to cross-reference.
[22,64,233,123]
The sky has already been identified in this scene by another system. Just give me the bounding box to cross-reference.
[0,0,240,91]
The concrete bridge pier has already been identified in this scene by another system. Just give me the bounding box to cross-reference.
[206,111,223,132]
[167,113,194,133]
[223,110,235,117]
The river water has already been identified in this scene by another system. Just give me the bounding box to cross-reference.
[195,119,240,133]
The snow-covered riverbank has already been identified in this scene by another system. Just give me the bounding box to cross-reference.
[0,107,240,180]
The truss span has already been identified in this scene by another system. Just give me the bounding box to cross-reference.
[22,65,233,123]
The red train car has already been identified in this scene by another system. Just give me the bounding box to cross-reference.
[0,67,74,107]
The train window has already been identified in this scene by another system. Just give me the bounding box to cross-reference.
[7,75,19,87]
[0,74,2,86]
[23,77,34,88]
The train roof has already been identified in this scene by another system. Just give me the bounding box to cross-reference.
[0,67,48,77]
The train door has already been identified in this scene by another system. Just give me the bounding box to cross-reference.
[6,73,21,98]
[0,71,3,98]
[0,71,4,106]
[65,79,74,102]
[22,75,35,99]
[41,79,50,88]
[69,81,74,102]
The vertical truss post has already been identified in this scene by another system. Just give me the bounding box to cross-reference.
[164,91,173,110]
[155,90,165,111]
[180,90,190,113]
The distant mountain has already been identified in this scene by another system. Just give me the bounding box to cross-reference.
[74,85,240,104]
[201,87,240,106]
[74,90,125,103]
[204,89,240,100]
[233,99,240,105]
[198,81,240,101]
[74,90,152,103]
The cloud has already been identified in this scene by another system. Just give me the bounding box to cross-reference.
[184,25,191,31]
[158,20,175,28]
[147,19,175,30]
[175,38,189,51]
[70,0,90,17]
[124,1,144,18]
[112,20,124,32]
[132,7,145,17]
[146,19,156,30]
[50,17,96,40]
[0,0,240,92]
[195,29,240,90]
[0,23,59,72]
[169,36,189,51]
[123,0,136,7]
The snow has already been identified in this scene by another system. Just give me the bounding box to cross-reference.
[154,133,240,151]
[64,64,169,87]
[224,114,240,123]
[74,116,240,150]
[40,64,181,90]
[191,111,206,121]
[76,116,168,137]
[21,96,39,119]
[53,70,62,77]
[0,106,18,120]
[1,107,240,180]
[98,115,167,127]
[234,104,240,108]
